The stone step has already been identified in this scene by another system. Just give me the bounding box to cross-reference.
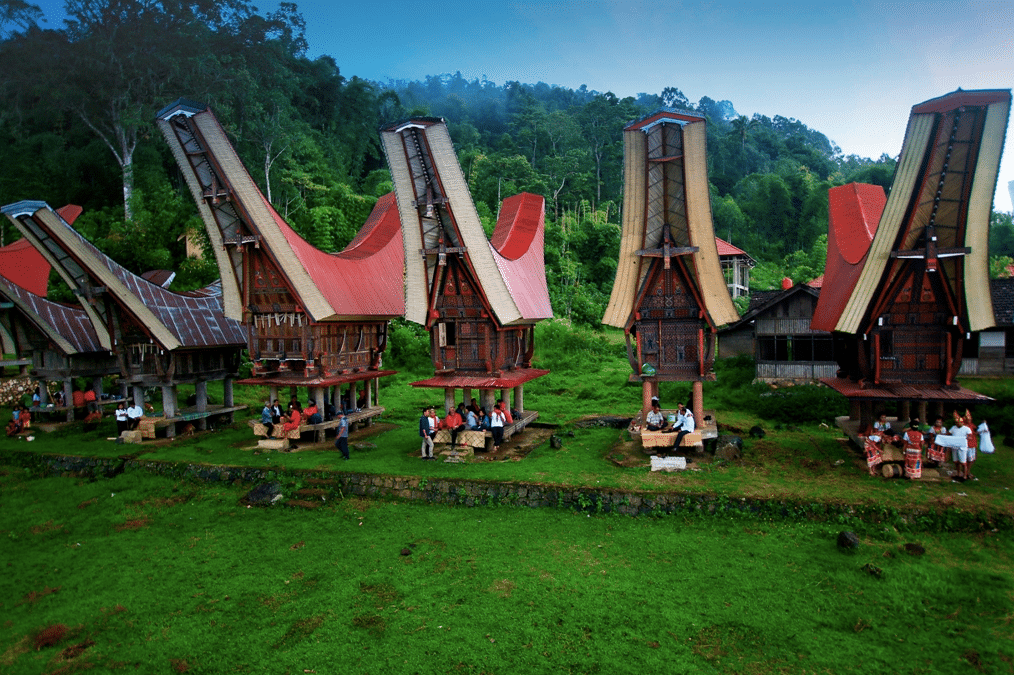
[258,438,289,450]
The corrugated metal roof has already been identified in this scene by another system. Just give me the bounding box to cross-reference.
[267,192,405,320]
[489,193,553,320]
[2,201,245,350]
[411,368,550,389]
[715,237,751,259]
[811,183,885,332]
[821,377,992,402]
[0,275,104,354]
[0,238,50,296]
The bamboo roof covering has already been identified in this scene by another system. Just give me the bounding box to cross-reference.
[1,201,245,352]
[603,110,738,329]
[157,101,405,323]
[835,89,1011,334]
[381,118,549,327]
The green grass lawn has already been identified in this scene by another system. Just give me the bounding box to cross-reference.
[2,468,1012,675]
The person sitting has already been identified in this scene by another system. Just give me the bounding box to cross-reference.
[304,401,322,425]
[673,403,695,447]
[356,390,368,411]
[271,400,282,424]
[645,401,668,431]
[126,399,144,430]
[18,405,31,430]
[83,388,98,413]
[443,405,466,448]
[465,407,479,430]
[71,386,86,410]
[497,399,514,424]
[873,414,900,447]
[280,402,302,450]
[6,406,23,436]
[260,400,275,438]
[32,386,41,407]
[477,408,491,430]
[467,398,480,414]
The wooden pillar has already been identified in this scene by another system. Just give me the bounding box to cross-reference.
[859,400,873,433]
[195,381,208,431]
[918,401,928,425]
[38,380,48,407]
[331,386,340,416]
[119,379,128,400]
[63,379,73,422]
[92,376,103,399]
[899,400,911,424]
[932,401,944,420]
[444,387,455,414]
[463,387,472,410]
[692,381,704,426]
[349,381,359,412]
[269,385,279,407]
[132,385,145,410]
[480,389,495,413]
[313,386,325,415]
[513,385,524,413]
[849,400,861,421]
[365,379,374,408]
[162,385,178,438]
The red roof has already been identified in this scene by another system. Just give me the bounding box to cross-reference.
[267,192,405,319]
[811,183,886,332]
[411,368,550,389]
[0,238,50,296]
[821,377,992,402]
[807,274,824,288]
[715,237,749,257]
[489,193,553,320]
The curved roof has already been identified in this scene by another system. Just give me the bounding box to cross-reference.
[0,238,50,296]
[0,275,103,355]
[1,201,245,351]
[489,192,553,320]
[811,183,886,332]
[834,89,1011,334]
[157,101,405,323]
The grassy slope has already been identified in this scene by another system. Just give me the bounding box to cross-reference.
[2,469,1012,675]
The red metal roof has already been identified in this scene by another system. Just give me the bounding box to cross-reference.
[489,192,553,320]
[0,238,50,296]
[811,183,886,332]
[411,368,550,389]
[807,274,824,288]
[911,88,1010,114]
[0,275,104,354]
[715,237,749,257]
[821,377,992,402]
[55,204,82,226]
[267,192,405,319]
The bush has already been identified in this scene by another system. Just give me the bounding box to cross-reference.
[387,319,431,372]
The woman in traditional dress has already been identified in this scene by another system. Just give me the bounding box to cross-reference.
[927,417,947,465]
[902,420,924,479]
[860,429,883,476]
[963,410,979,480]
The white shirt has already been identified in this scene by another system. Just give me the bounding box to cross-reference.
[680,410,695,434]
[127,405,143,420]
[491,409,505,428]
[115,408,128,422]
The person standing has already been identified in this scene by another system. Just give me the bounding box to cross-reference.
[978,419,994,455]
[490,402,506,452]
[419,406,436,459]
[333,410,349,460]
[947,414,973,481]
[280,402,302,451]
[903,420,924,479]
[927,417,947,465]
[115,402,130,436]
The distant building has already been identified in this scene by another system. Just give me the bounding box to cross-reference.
[716,237,755,298]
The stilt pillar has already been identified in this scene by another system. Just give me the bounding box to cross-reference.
[513,385,524,413]
[444,388,455,415]
[195,381,208,430]
[692,381,704,425]
[162,385,178,438]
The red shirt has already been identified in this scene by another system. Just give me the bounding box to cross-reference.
[72,391,86,407]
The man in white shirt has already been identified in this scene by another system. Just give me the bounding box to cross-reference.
[947,415,972,481]
[674,403,696,447]
[126,400,144,430]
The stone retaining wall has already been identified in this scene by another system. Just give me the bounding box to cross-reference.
[1,448,1009,532]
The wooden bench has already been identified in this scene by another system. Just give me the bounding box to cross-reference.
[640,429,703,449]
[137,404,247,439]
[434,410,539,451]
[250,406,385,443]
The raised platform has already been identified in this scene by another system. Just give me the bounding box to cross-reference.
[250,406,385,443]
[433,410,539,451]
[138,404,247,439]
[630,409,716,450]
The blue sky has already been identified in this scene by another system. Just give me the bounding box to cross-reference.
[31,0,1014,210]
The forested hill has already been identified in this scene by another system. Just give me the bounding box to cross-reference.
[1,1,1009,325]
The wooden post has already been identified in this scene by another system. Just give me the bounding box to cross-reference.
[444,387,455,414]
[269,385,279,407]
[849,400,861,421]
[860,401,873,433]
[918,401,928,425]
[350,381,359,412]
[162,385,178,438]
[195,381,208,430]
[64,379,74,422]
[480,388,495,413]
[313,387,325,415]
[119,379,128,400]
[132,385,145,410]
[463,387,472,410]
[692,381,703,426]
[513,385,524,413]
[932,401,944,420]
[38,380,48,406]
[92,376,103,400]
[899,400,911,424]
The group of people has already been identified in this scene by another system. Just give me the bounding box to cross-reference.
[258,398,350,458]
[113,400,148,435]
[643,398,696,453]
[861,411,993,481]
[418,399,516,459]
[6,404,31,436]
